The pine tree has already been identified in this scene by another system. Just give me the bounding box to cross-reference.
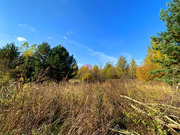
[0,43,20,80]
[0,43,20,69]
[46,45,77,83]
[151,0,180,84]
[20,42,77,83]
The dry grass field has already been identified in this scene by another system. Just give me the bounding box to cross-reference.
[0,79,180,134]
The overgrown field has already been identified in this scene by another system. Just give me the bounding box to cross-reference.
[0,80,180,135]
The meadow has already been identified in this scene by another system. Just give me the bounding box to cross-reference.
[0,79,179,135]
[0,0,180,134]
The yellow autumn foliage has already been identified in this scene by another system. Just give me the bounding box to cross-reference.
[81,73,94,82]
[136,63,163,81]
[136,42,164,81]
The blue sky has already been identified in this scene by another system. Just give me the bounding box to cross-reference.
[0,0,169,67]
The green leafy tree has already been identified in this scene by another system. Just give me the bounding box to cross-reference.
[19,42,38,82]
[116,56,128,79]
[103,62,112,79]
[151,0,180,84]
[128,58,137,79]
[106,66,117,79]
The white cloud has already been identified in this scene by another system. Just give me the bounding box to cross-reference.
[64,36,67,40]
[87,48,117,64]
[19,24,35,32]
[17,37,27,42]
[67,40,118,64]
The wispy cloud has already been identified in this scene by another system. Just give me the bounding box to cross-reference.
[17,37,27,42]
[19,24,35,32]
[49,36,55,40]
[120,52,143,65]
[19,24,28,27]
[121,52,133,63]
[66,30,73,35]
[87,48,117,64]
[67,40,118,64]
[63,36,67,40]
[30,27,35,32]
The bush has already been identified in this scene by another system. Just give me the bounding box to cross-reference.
[81,73,94,82]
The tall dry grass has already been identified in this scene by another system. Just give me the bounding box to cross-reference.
[0,79,179,134]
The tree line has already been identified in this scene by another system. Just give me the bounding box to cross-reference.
[77,57,136,82]
[0,42,78,86]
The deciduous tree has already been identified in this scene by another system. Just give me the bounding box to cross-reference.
[128,58,137,79]
[136,42,164,81]
[116,56,128,79]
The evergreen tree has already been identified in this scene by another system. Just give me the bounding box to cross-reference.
[0,43,20,69]
[46,45,77,83]
[151,0,180,84]
[0,43,20,79]
[19,42,77,83]
[33,42,51,82]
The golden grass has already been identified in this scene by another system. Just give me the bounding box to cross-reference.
[0,79,179,134]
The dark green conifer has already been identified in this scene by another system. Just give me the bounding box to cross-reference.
[151,0,180,84]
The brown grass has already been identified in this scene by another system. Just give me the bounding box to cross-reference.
[0,79,179,134]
